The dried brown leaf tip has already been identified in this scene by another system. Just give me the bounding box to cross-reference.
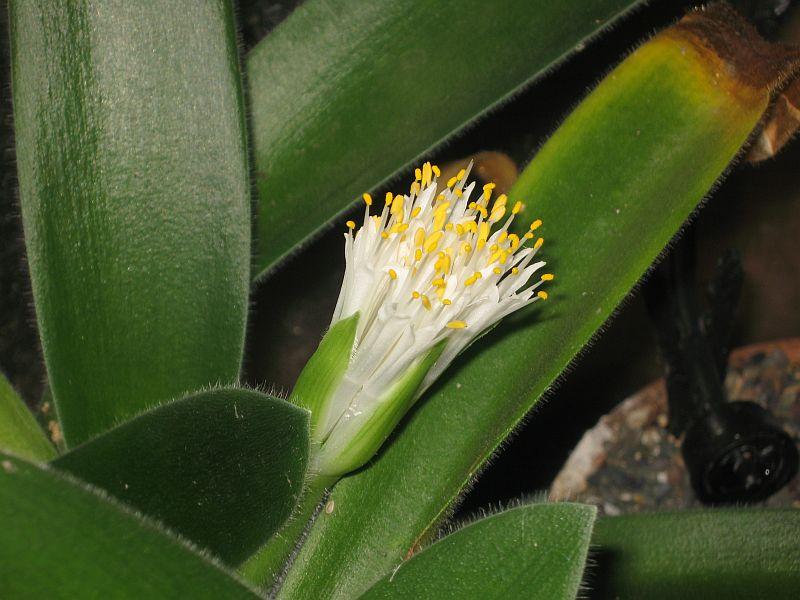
[747,77,800,162]
[670,2,800,94]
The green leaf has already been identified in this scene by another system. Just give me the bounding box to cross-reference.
[53,388,309,566]
[9,0,251,446]
[0,371,55,461]
[247,0,644,278]
[276,8,792,597]
[359,503,597,600]
[590,509,800,599]
[0,452,261,598]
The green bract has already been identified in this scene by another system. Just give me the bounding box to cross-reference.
[315,341,446,478]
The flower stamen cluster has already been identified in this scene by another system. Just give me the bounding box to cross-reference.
[312,162,551,463]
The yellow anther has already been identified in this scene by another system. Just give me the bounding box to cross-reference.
[414,227,426,247]
[390,196,406,215]
[489,206,506,222]
[494,193,507,206]
[476,205,488,219]
[388,269,398,280]
[422,162,432,186]
[488,249,503,264]
[468,202,477,210]
[410,182,421,195]
[530,219,542,231]
[455,224,465,236]
[447,176,458,188]
[432,164,441,177]
[477,222,490,249]
[424,231,444,253]
[391,195,404,216]
[534,238,544,251]
[435,254,451,273]
[421,294,432,310]
[381,232,389,239]
[414,248,423,261]
[498,231,508,243]
[455,189,463,198]
[431,278,445,287]
[523,232,534,240]
[461,242,472,255]
[412,291,421,299]
[363,193,373,206]
[508,234,520,250]
[411,206,421,218]
[446,320,467,329]
[541,273,554,281]
[512,201,523,215]
[385,191,394,206]
[456,168,466,180]
[443,298,452,305]
[414,167,422,181]
[483,182,496,193]
[537,290,549,300]
[512,267,520,274]
[464,274,478,287]
[390,223,409,234]
[445,223,454,231]
[346,220,356,230]
[493,267,503,275]
[435,194,445,203]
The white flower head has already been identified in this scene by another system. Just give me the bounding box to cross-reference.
[296,161,551,476]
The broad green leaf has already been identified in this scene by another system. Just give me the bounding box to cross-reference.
[591,509,800,599]
[9,0,251,446]
[276,7,794,597]
[53,388,309,566]
[359,503,596,600]
[248,0,644,278]
[0,371,54,461]
[0,452,260,598]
